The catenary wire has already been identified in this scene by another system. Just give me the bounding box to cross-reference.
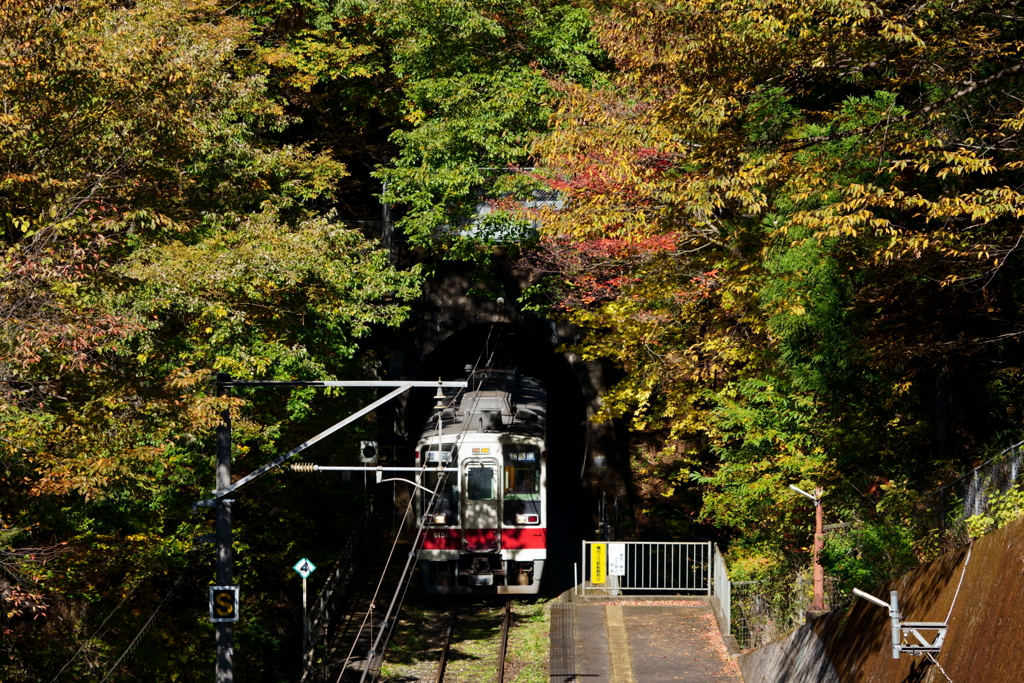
[337,325,499,681]
[48,583,139,683]
[56,505,279,682]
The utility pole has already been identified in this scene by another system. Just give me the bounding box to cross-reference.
[216,373,233,683]
[192,377,468,682]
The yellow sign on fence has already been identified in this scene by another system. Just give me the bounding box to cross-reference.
[591,543,607,585]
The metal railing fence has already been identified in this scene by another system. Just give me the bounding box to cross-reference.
[579,541,713,596]
[300,514,372,683]
[712,544,731,635]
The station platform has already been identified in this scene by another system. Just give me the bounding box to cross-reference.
[550,595,743,682]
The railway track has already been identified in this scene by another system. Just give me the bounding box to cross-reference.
[433,607,457,683]
[434,599,512,683]
[497,599,511,683]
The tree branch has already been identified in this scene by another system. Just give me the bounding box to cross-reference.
[775,62,1024,151]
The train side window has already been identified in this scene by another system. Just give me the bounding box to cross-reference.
[467,466,495,500]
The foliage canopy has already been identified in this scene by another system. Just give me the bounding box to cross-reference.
[525,0,1024,589]
[1,1,419,679]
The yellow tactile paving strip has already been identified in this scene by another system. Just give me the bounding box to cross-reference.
[605,604,635,683]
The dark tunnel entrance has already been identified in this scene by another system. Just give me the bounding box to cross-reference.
[405,322,589,596]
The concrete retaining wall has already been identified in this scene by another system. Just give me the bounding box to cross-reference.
[740,516,1024,683]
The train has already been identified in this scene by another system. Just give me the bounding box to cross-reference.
[414,367,547,594]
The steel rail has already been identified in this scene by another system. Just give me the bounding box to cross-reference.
[434,608,457,683]
[434,601,510,683]
[497,600,511,683]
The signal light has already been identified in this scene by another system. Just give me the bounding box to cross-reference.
[516,514,539,524]
[360,440,377,463]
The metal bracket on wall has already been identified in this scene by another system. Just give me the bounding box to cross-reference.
[897,622,948,656]
[853,588,948,659]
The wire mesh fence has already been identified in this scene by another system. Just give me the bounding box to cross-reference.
[726,441,1024,650]
[343,220,394,257]
[729,574,843,650]
[931,440,1024,536]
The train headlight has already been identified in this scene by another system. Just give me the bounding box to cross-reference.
[432,514,447,524]
[516,514,540,524]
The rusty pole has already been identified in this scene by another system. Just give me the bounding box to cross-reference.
[790,484,827,613]
[811,487,826,612]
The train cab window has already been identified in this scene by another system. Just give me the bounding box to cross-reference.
[423,472,458,503]
[504,450,540,497]
[504,449,541,525]
[422,471,458,524]
[467,466,496,501]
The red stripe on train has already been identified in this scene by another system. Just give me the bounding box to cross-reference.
[502,528,547,549]
[420,528,547,550]
[464,528,498,551]
[421,529,461,550]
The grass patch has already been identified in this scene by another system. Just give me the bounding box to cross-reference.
[504,600,550,683]
[379,591,550,683]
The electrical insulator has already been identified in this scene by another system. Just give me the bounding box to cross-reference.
[290,463,318,473]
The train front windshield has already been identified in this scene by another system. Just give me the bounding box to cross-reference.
[504,449,541,524]
[467,467,496,500]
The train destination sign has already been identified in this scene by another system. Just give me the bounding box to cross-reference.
[209,585,240,623]
[293,557,316,579]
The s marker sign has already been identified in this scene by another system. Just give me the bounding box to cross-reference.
[209,585,240,623]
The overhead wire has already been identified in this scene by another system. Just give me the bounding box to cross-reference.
[56,505,280,682]
[337,323,501,682]
[98,568,192,683]
[944,541,972,625]
[48,582,139,683]
[48,543,203,683]
[336,414,459,682]
[336,449,434,681]
[51,327,512,683]
[366,345,502,675]
[926,653,955,683]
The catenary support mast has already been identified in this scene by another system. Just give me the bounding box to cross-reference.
[215,373,233,683]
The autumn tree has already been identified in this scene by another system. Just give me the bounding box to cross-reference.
[373,0,608,252]
[527,0,1024,593]
[1,1,420,679]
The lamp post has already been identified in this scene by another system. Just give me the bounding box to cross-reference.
[790,484,826,613]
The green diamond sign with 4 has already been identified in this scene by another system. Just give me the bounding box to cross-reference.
[293,557,316,579]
